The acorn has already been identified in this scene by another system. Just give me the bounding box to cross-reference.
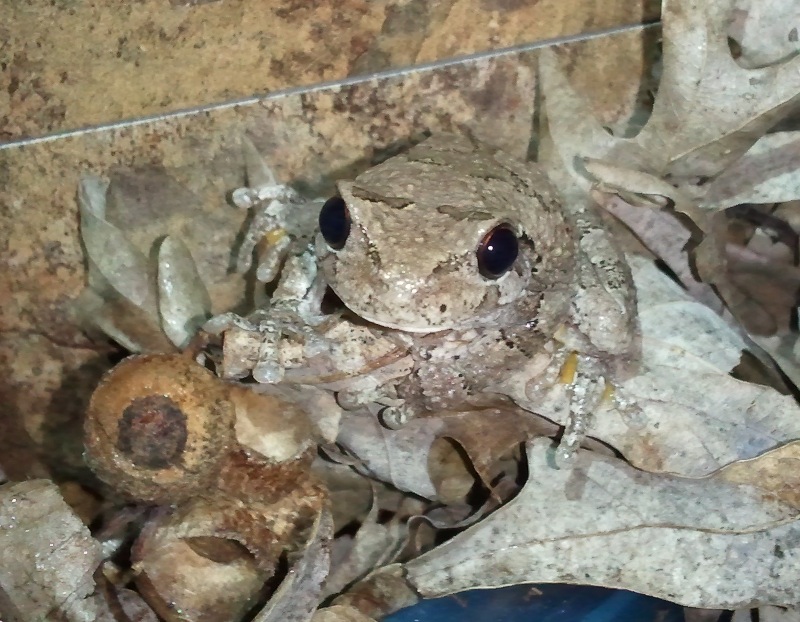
[84,354,236,504]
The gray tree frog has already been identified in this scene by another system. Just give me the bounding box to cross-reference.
[210,133,640,463]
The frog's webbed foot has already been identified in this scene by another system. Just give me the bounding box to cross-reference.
[233,184,304,275]
[203,252,328,383]
[203,311,282,381]
[555,353,609,466]
[231,147,324,285]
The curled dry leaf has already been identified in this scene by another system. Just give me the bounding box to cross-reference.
[78,176,219,352]
[389,438,800,611]
[323,487,408,599]
[157,235,212,349]
[78,176,172,352]
[337,407,551,502]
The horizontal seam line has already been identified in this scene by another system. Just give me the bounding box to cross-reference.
[0,21,658,151]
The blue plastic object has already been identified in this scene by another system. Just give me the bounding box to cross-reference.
[383,584,685,622]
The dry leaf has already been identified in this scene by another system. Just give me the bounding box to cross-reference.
[396,438,800,610]
[729,0,800,68]
[0,480,103,621]
[733,606,800,622]
[251,509,334,622]
[312,605,378,622]
[752,333,800,389]
[636,0,800,179]
[79,176,160,325]
[759,606,800,621]
[702,132,800,208]
[337,407,550,501]
[323,489,408,599]
[157,235,212,349]
[597,193,725,313]
[718,441,800,509]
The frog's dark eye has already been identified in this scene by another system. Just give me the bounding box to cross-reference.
[319,196,351,250]
[477,223,519,279]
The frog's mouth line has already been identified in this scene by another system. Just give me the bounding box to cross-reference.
[321,285,454,334]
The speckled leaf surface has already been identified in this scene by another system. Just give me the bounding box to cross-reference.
[0,481,103,621]
[400,439,800,609]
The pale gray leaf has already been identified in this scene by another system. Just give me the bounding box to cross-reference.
[751,333,800,391]
[243,135,278,190]
[703,132,800,208]
[336,410,440,500]
[759,606,800,621]
[0,480,104,622]
[157,236,212,348]
[636,0,800,179]
[729,0,800,69]
[402,439,800,609]
[323,491,407,599]
[78,175,109,220]
[79,186,159,321]
[597,256,800,474]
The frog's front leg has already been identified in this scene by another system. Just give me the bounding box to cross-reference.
[555,353,609,464]
[205,245,330,381]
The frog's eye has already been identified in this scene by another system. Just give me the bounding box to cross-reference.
[319,196,351,250]
[477,223,519,279]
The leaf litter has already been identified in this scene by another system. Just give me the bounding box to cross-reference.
[5,0,800,621]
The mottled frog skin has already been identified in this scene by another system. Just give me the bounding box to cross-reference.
[213,133,640,461]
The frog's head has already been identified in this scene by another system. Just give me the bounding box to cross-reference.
[315,134,576,334]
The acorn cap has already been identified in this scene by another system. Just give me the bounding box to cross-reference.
[84,354,235,503]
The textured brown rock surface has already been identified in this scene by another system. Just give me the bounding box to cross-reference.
[0,0,659,140]
[0,27,655,479]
